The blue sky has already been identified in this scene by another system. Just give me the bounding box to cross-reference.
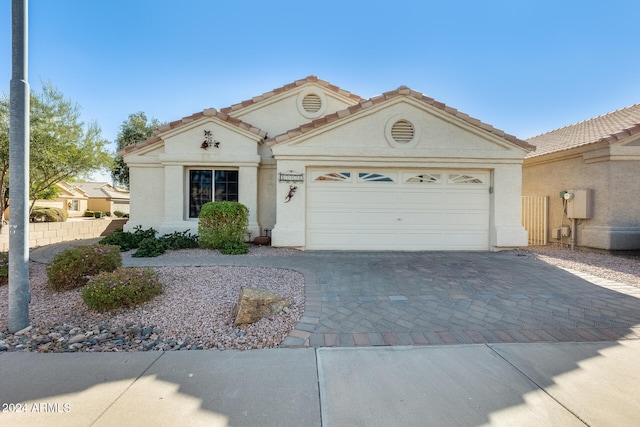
[2,1,640,180]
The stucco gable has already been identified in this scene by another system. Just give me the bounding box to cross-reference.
[266,86,535,151]
[55,182,87,199]
[268,86,534,158]
[120,108,267,157]
[220,76,364,138]
[220,75,363,115]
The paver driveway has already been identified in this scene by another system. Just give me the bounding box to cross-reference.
[273,251,640,347]
[115,248,640,348]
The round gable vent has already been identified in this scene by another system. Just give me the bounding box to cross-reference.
[302,94,322,113]
[391,119,415,143]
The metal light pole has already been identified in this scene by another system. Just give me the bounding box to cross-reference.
[8,0,30,332]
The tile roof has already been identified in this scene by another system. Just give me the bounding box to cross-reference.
[266,86,535,151]
[526,103,640,158]
[120,108,268,155]
[72,182,129,200]
[219,75,364,114]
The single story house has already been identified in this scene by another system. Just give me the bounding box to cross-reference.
[523,104,640,250]
[71,182,130,216]
[10,181,89,219]
[121,76,533,251]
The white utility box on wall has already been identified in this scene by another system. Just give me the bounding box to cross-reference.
[566,189,593,219]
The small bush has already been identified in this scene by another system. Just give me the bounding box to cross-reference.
[0,252,7,287]
[30,206,68,222]
[46,244,122,291]
[82,267,162,311]
[160,230,199,250]
[220,239,249,255]
[113,210,126,218]
[198,201,249,249]
[84,210,95,217]
[132,237,166,258]
[100,226,157,252]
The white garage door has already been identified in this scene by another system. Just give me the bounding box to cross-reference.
[306,169,491,250]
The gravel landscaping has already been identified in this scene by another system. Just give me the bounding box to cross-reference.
[0,246,305,353]
[517,245,640,287]
[0,244,638,353]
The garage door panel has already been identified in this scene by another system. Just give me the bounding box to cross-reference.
[305,233,356,248]
[398,234,451,250]
[307,212,355,226]
[443,212,490,226]
[443,233,489,249]
[399,213,445,226]
[356,213,405,225]
[444,193,489,209]
[306,169,490,250]
[399,192,445,207]
[310,189,354,204]
[353,190,400,205]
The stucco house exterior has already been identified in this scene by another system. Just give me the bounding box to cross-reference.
[121,76,533,251]
[71,182,130,216]
[22,181,89,219]
[523,103,640,250]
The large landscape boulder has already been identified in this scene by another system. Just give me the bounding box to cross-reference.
[233,287,289,325]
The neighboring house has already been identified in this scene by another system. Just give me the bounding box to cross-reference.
[27,181,89,218]
[121,76,533,251]
[523,104,640,250]
[71,182,130,216]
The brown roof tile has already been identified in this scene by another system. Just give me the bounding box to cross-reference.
[267,87,534,151]
[527,103,640,157]
[119,108,268,156]
[219,76,364,114]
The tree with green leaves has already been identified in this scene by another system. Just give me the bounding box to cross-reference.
[111,112,160,188]
[0,82,113,220]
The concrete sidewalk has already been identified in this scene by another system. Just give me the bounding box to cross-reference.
[2,341,640,426]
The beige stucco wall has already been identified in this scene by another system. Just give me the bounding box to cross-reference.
[124,117,263,238]
[126,166,165,232]
[124,83,360,240]
[124,84,530,250]
[88,198,111,214]
[271,98,529,250]
[228,84,358,137]
[523,141,640,250]
[257,164,277,233]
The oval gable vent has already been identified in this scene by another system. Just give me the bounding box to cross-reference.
[391,120,415,143]
[302,94,322,113]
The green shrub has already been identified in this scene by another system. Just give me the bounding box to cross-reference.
[113,210,126,218]
[198,201,249,249]
[99,226,157,252]
[30,206,68,222]
[82,267,162,311]
[0,252,7,287]
[160,230,199,250]
[46,244,122,291]
[132,237,166,258]
[84,210,95,217]
[220,239,249,255]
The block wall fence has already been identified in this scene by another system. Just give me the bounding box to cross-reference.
[0,218,128,252]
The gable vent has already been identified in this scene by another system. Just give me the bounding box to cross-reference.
[391,120,415,143]
[302,94,322,113]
